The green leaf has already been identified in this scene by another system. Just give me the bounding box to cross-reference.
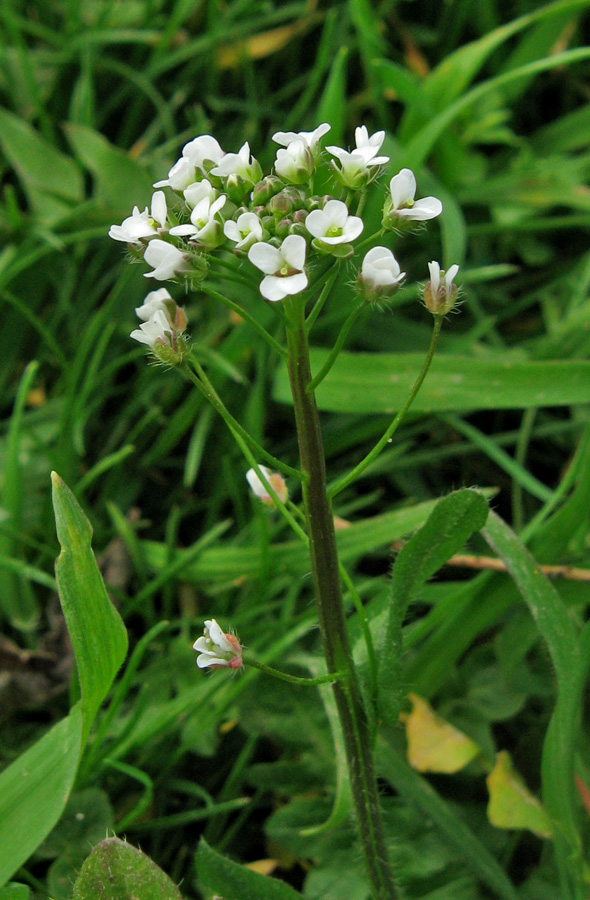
[52,472,128,743]
[0,886,29,900]
[196,837,304,900]
[64,123,154,212]
[481,512,586,900]
[0,109,83,224]
[274,351,590,413]
[315,46,348,147]
[378,489,488,725]
[0,707,83,887]
[72,837,182,900]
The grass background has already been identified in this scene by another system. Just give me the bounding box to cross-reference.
[1,0,590,897]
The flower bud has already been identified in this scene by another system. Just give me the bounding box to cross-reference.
[275,217,293,238]
[357,247,405,303]
[423,262,460,315]
[246,466,288,506]
[225,173,251,204]
[252,175,284,206]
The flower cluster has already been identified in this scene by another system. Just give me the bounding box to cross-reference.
[193,619,243,670]
[109,123,460,352]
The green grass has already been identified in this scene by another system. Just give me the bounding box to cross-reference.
[1,0,590,897]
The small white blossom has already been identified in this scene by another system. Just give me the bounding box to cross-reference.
[143,239,189,280]
[305,200,363,245]
[354,126,387,156]
[169,195,227,248]
[130,309,173,348]
[248,234,308,302]
[246,466,288,506]
[193,619,243,670]
[135,288,173,321]
[272,123,331,151]
[424,261,460,315]
[327,128,389,190]
[154,135,225,190]
[358,247,405,301]
[224,212,263,251]
[274,140,314,185]
[387,169,442,222]
[108,191,168,244]
[183,180,217,209]
[210,142,260,183]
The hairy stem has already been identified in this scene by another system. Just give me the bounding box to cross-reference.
[284,296,398,900]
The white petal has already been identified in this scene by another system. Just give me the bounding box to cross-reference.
[342,216,364,241]
[428,261,441,294]
[224,220,241,242]
[246,466,272,499]
[323,199,349,228]
[248,242,281,275]
[305,209,329,239]
[169,224,197,236]
[390,168,416,209]
[197,653,229,668]
[279,272,308,297]
[280,234,306,271]
[399,196,443,220]
[151,191,167,227]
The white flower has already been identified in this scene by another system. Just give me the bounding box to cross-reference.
[154,135,225,189]
[424,261,460,315]
[193,619,243,670]
[130,309,173,348]
[354,126,386,156]
[248,234,308,302]
[305,199,363,245]
[274,140,314,185]
[246,466,288,506]
[183,180,216,209]
[135,288,173,321]
[387,169,442,222]
[358,247,405,302]
[210,142,260,183]
[361,247,405,289]
[272,123,331,150]
[224,212,263,251]
[143,239,189,280]
[169,195,227,248]
[108,191,168,243]
[327,128,389,190]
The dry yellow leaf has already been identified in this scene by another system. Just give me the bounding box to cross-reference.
[216,14,321,68]
[487,751,553,839]
[405,693,480,773]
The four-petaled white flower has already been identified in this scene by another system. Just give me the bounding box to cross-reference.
[424,261,460,315]
[272,123,331,151]
[183,180,216,209]
[387,169,442,222]
[169,195,227,248]
[135,287,173,321]
[224,212,263,251]
[193,619,243,670]
[109,191,168,244]
[246,465,288,506]
[130,308,173,348]
[154,135,225,190]
[306,200,364,245]
[274,140,314,185]
[143,240,189,280]
[327,128,389,190]
[210,142,260,183]
[360,247,405,295]
[248,234,308,302]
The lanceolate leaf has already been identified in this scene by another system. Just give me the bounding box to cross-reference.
[196,838,304,900]
[378,489,489,725]
[482,512,587,900]
[52,472,128,743]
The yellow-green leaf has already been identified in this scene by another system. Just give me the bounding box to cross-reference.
[487,751,553,839]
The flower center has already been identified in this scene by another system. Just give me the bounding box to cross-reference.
[326,225,343,237]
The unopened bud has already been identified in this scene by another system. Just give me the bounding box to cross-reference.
[357,247,405,303]
[246,466,288,507]
[252,175,284,206]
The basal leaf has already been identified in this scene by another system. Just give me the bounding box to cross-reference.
[72,837,182,900]
[52,472,128,743]
[196,838,304,900]
[486,751,553,839]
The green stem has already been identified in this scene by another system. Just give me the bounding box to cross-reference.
[185,356,301,480]
[306,262,340,329]
[329,314,443,499]
[284,296,398,900]
[307,303,365,393]
[244,657,345,686]
[200,283,287,359]
[181,362,308,543]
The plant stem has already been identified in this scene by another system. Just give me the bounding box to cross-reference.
[284,296,398,900]
[329,314,443,498]
[244,657,345,686]
[307,303,365,393]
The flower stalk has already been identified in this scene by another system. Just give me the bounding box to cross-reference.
[284,295,398,900]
